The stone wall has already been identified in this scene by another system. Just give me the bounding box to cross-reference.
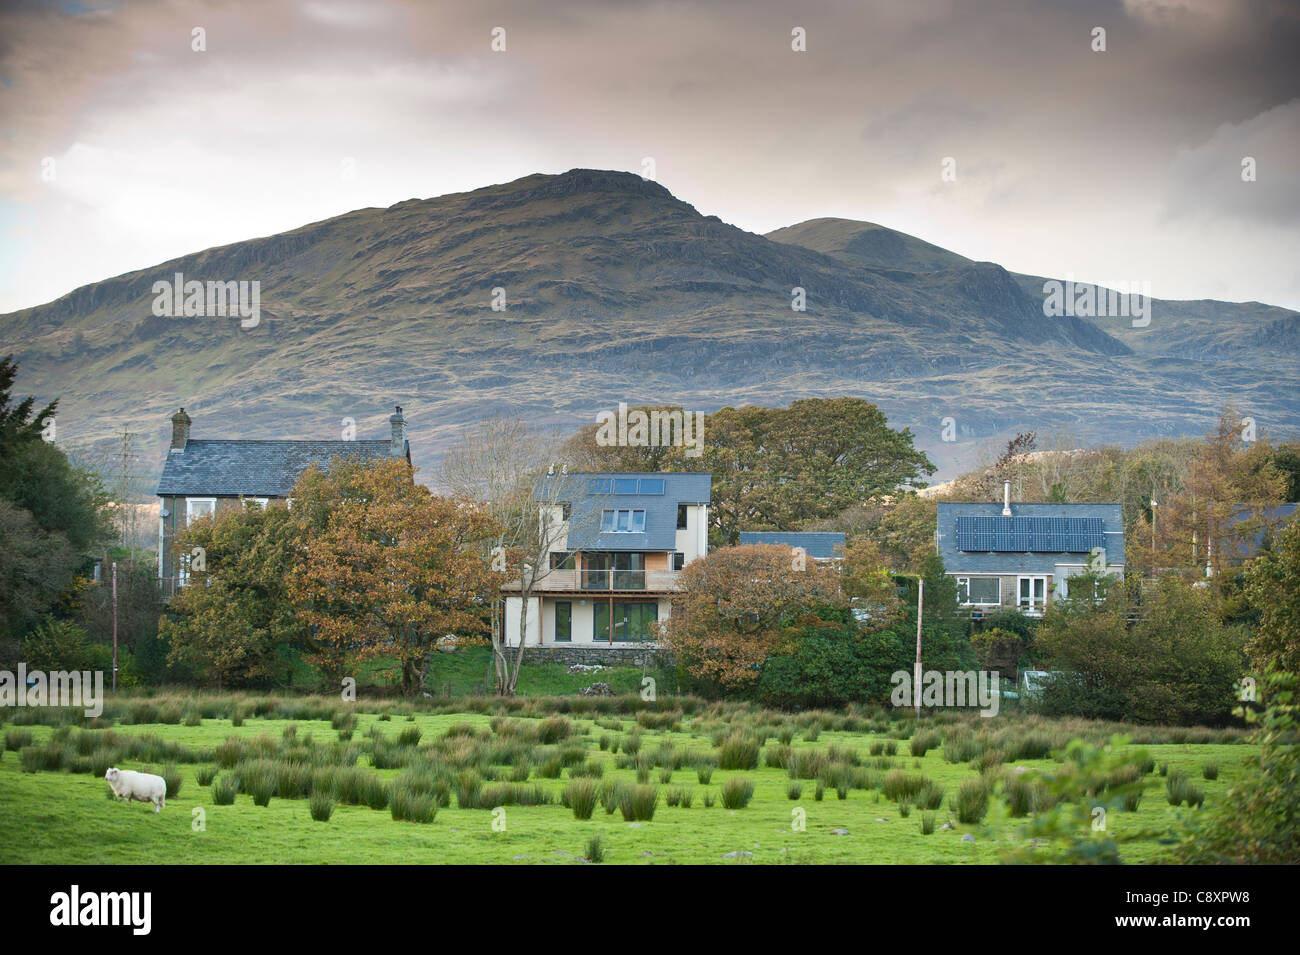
[525,645,673,668]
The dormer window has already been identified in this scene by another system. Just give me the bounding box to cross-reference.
[601,508,646,533]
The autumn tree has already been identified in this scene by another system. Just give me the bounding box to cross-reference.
[840,535,903,623]
[1244,517,1300,672]
[658,543,845,690]
[288,457,500,695]
[160,501,307,688]
[560,404,700,472]
[1132,408,1287,579]
[559,397,935,545]
[704,398,934,542]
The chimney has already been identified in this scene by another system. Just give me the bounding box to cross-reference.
[170,407,191,452]
[389,405,407,457]
[1001,479,1012,517]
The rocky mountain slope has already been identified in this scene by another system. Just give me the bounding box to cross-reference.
[2,169,1295,486]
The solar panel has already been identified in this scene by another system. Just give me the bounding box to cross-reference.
[954,515,1104,553]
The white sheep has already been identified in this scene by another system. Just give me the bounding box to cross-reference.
[104,767,167,813]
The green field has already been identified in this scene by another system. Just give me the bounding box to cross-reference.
[0,694,1251,865]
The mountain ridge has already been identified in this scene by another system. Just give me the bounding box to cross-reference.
[2,168,1296,485]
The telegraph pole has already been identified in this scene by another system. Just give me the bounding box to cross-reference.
[111,561,119,692]
[914,578,924,720]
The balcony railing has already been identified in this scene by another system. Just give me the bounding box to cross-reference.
[529,568,681,592]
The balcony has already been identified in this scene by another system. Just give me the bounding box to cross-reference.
[526,567,681,593]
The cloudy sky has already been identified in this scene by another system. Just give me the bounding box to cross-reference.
[2,0,1297,313]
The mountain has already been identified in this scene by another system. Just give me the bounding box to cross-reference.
[2,169,1297,486]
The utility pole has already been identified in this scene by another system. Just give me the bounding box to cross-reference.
[111,561,119,692]
[914,577,924,720]
[1150,498,1158,564]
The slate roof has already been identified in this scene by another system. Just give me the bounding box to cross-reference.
[738,531,846,560]
[156,440,399,497]
[1223,503,1299,560]
[539,471,712,552]
[936,501,1125,575]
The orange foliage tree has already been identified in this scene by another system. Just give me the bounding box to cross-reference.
[286,457,501,695]
[658,543,845,689]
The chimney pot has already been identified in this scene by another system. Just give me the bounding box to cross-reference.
[170,407,192,452]
[1001,479,1012,517]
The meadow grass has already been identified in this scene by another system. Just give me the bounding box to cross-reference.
[0,700,1251,865]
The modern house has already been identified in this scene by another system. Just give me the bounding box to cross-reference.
[502,471,712,646]
[155,405,411,592]
[738,531,846,562]
[936,483,1124,616]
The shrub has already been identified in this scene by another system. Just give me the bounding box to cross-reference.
[196,765,219,787]
[363,775,390,811]
[920,811,937,835]
[250,776,274,807]
[4,729,33,752]
[161,764,183,798]
[213,775,238,805]
[915,781,945,811]
[1166,770,1190,806]
[617,784,658,822]
[882,770,927,802]
[787,782,803,800]
[720,777,755,809]
[310,790,335,822]
[910,730,940,757]
[1004,776,1045,817]
[537,717,573,744]
[585,833,606,864]
[1007,733,1054,761]
[564,779,600,820]
[391,784,436,823]
[717,734,760,771]
[1202,762,1219,781]
[954,777,990,824]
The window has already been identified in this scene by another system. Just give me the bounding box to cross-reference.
[672,551,685,571]
[242,497,269,510]
[601,509,645,533]
[595,601,659,642]
[587,478,612,494]
[1018,576,1047,613]
[186,497,216,525]
[554,602,572,643]
[677,504,689,530]
[638,478,664,495]
[550,551,576,570]
[956,576,1000,606]
[612,553,644,589]
[613,478,639,494]
[560,501,571,521]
